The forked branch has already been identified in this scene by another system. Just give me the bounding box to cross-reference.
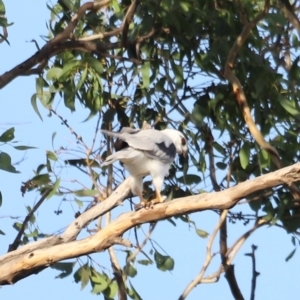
[1,163,300,284]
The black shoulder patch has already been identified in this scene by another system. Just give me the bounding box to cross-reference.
[114,139,128,152]
[114,128,139,151]
[156,142,176,159]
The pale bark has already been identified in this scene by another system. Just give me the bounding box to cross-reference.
[1,163,300,285]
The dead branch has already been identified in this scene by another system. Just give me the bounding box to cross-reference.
[0,163,300,285]
[245,245,260,300]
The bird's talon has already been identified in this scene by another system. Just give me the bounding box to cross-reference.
[134,199,150,210]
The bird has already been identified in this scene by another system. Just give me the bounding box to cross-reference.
[101,127,188,208]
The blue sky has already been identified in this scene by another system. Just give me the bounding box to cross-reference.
[0,1,299,300]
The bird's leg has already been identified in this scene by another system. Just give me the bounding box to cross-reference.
[134,189,149,210]
[132,177,150,210]
[148,190,165,207]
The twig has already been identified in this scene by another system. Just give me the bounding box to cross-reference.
[85,113,102,196]
[50,108,89,150]
[226,219,267,265]
[178,210,228,300]
[7,189,52,252]
[105,125,128,300]
[127,222,156,262]
[245,245,260,300]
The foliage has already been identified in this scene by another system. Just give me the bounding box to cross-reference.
[1,0,300,299]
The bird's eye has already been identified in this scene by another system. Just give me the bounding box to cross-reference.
[181,137,186,146]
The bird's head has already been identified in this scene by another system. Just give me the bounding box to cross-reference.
[162,128,188,157]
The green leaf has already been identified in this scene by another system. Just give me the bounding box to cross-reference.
[177,174,201,185]
[25,228,39,238]
[13,222,23,231]
[74,189,98,197]
[74,264,90,290]
[63,85,76,112]
[279,98,300,117]
[154,250,175,271]
[170,61,183,89]
[13,145,37,151]
[90,273,108,294]
[191,105,204,126]
[46,67,63,80]
[0,191,2,207]
[0,17,13,27]
[47,151,58,161]
[103,281,118,299]
[47,178,61,199]
[239,143,251,169]
[32,174,51,185]
[0,152,19,173]
[51,262,75,279]
[285,248,296,262]
[216,162,227,170]
[127,281,142,300]
[195,228,209,238]
[137,260,152,266]
[59,60,81,81]
[0,229,5,235]
[0,127,15,142]
[141,61,150,88]
[31,94,43,121]
[0,0,6,15]
[75,198,83,208]
[84,57,103,74]
[166,218,177,226]
[124,264,137,278]
[75,66,88,91]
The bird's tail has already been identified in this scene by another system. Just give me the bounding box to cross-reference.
[101,148,139,167]
[100,129,123,139]
[101,128,139,140]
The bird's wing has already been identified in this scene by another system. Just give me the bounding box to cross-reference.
[101,128,176,163]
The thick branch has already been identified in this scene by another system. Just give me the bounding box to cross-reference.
[1,163,300,284]
[0,0,112,89]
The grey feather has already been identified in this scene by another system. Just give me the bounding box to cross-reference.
[101,128,176,164]
[101,148,140,166]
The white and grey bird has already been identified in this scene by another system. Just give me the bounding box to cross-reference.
[101,127,188,208]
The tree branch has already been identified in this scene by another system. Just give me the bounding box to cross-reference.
[245,245,260,300]
[178,210,228,300]
[8,189,52,252]
[1,162,300,284]
[0,0,113,89]
[224,0,300,201]
[278,0,300,35]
